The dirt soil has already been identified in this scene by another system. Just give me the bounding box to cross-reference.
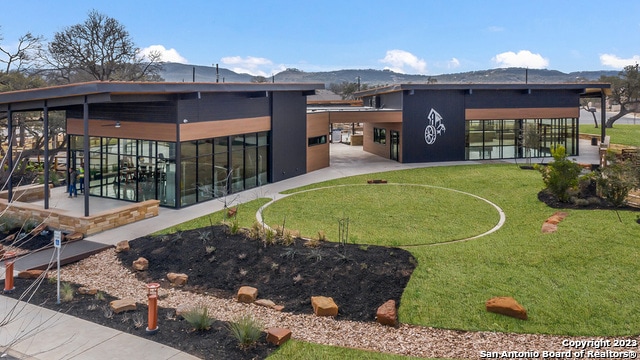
[3,225,416,360]
[117,226,417,322]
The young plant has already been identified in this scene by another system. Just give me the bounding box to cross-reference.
[226,314,263,348]
[182,304,214,331]
[60,282,75,302]
[536,145,582,202]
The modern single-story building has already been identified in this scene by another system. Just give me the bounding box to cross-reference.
[306,83,610,167]
[0,81,610,216]
[0,81,322,214]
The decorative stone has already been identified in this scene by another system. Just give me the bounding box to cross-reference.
[18,270,44,279]
[167,272,188,286]
[486,296,528,320]
[254,299,276,308]
[266,328,291,346]
[30,223,48,236]
[64,232,84,242]
[376,299,398,327]
[132,257,149,271]
[237,286,258,303]
[78,287,98,295]
[115,240,130,253]
[273,305,285,312]
[110,298,137,314]
[311,296,338,317]
[542,211,568,233]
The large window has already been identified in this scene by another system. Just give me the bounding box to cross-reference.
[71,131,269,208]
[374,127,386,144]
[465,118,577,160]
[308,135,327,146]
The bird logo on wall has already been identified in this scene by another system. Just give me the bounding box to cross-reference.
[424,108,446,145]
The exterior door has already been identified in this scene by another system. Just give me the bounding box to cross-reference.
[390,130,399,161]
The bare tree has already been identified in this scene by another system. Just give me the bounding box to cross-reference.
[45,10,163,83]
[600,64,640,128]
[0,29,44,74]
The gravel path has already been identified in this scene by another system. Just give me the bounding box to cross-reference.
[59,250,639,359]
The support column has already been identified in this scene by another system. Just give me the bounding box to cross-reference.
[7,106,12,202]
[43,102,50,209]
[600,90,606,139]
[83,97,90,216]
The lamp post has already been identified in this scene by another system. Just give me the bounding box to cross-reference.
[146,283,160,334]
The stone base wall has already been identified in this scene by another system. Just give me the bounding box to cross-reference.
[0,184,53,202]
[0,199,159,236]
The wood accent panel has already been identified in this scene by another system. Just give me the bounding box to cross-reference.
[180,116,271,141]
[307,112,330,136]
[307,143,329,172]
[306,112,330,172]
[67,118,176,141]
[362,122,402,161]
[328,110,402,124]
[465,107,578,120]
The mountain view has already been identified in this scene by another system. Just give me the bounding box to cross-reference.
[159,62,618,86]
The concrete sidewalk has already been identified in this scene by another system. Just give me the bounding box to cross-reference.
[0,141,601,359]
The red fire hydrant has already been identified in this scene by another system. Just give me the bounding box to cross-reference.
[3,252,16,293]
[146,283,160,334]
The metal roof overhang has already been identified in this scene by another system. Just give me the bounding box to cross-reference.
[0,81,324,112]
[354,83,612,98]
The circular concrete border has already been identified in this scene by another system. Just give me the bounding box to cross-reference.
[256,183,506,246]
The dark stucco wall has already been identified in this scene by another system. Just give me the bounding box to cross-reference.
[401,90,466,162]
[270,91,307,182]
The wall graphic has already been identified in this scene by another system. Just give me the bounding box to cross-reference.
[424,108,446,145]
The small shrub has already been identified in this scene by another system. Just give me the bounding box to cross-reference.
[132,313,144,329]
[280,247,298,260]
[280,229,296,246]
[572,197,589,207]
[263,228,277,246]
[102,305,114,319]
[60,282,75,302]
[182,305,214,331]
[270,262,279,271]
[205,245,216,254]
[239,268,248,277]
[226,314,263,348]
[238,253,247,260]
[249,221,263,240]
[304,238,320,248]
[587,196,602,205]
[198,230,212,243]
[87,304,98,311]
[95,291,106,301]
[307,248,323,262]
[292,274,303,283]
[537,145,582,202]
[317,230,327,241]
[121,313,131,323]
[224,218,240,235]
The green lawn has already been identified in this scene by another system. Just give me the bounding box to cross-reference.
[158,163,640,358]
[580,124,640,147]
[262,184,500,246]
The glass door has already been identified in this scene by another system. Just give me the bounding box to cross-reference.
[390,130,399,161]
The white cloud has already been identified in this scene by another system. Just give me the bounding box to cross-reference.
[140,45,188,63]
[492,50,549,68]
[448,57,460,69]
[380,50,427,74]
[600,54,640,69]
[220,56,276,77]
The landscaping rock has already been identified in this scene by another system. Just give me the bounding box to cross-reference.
[542,211,569,233]
[132,257,149,271]
[486,296,528,320]
[115,240,130,253]
[266,328,291,346]
[65,232,84,242]
[110,298,136,314]
[311,296,338,317]
[254,299,275,308]
[376,299,398,327]
[167,272,188,286]
[237,286,258,303]
[30,223,48,236]
[78,287,98,295]
[18,270,44,279]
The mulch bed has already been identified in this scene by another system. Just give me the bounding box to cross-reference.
[117,225,417,322]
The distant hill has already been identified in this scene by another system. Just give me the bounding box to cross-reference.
[159,62,618,86]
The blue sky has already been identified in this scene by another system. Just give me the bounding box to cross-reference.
[2,0,639,76]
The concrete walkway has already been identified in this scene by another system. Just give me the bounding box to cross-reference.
[0,140,601,360]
